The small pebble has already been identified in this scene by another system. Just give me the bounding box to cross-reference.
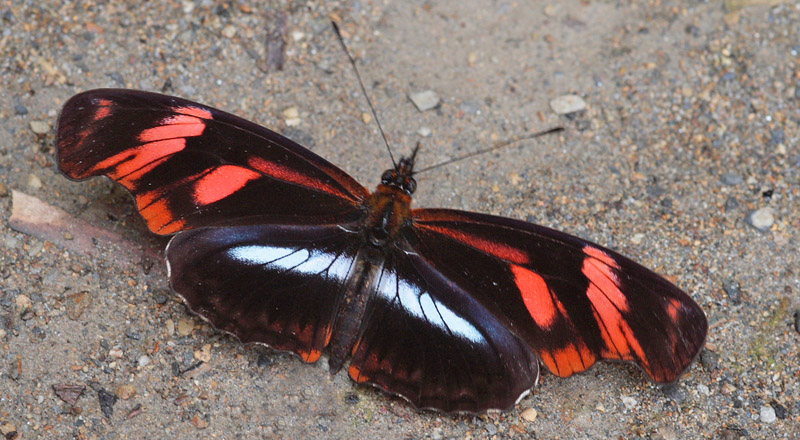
[66,291,92,320]
[631,233,645,245]
[191,413,209,429]
[221,25,236,38]
[409,90,440,111]
[485,423,498,435]
[724,196,739,211]
[520,407,537,422]
[115,384,136,400]
[177,317,195,336]
[256,354,273,368]
[137,355,150,367]
[27,173,42,189]
[52,383,85,406]
[194,344,212,362]
[549,94,586,115]
[98,389,118,418]
[417,126,432,137]
[759,405,776,423]
[0,423,17,436]
[722,278,742,304]
[283,106,301,127]
[108,347,124,358]
[458,100,480,115]
[15,294,32,310]
[771,401,788,419]
[343,392,360,405]
[0,182,7,197]
[14,104,28,115]
[745,207,774,231]
[543,4,559,17]
[721,382,737,395]
[621,396,638,409]
[30,120,50,134]
[700,350,720,372]
[721,172,743,185]
[697,384,710,396]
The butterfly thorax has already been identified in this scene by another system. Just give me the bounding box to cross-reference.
[363,157,416,247]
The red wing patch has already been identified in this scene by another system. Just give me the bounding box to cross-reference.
[100,139,188,180]
[512,265,560,328]
[415,222,530,265]
[247,156,355,202]
[193,166,262,205]
[512,264,598,377]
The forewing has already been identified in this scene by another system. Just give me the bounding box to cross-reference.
[411,209,707,384]
[166,223,361,362]
[56,89,368,234]
[347,250,540,414]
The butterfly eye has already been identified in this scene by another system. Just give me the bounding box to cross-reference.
[381,170,394,185]
[404,177,416,194]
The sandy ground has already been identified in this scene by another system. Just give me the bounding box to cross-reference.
[1,0,799,438]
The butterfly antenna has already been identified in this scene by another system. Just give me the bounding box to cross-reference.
[332,21,396,168]
[413,127,564,175]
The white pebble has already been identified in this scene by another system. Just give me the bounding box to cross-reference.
[409,90,440,112]
[621,396,637,409]
[759,405,776,423]
[30,120,50,134]
[549,94,587,115]
[746,207,774,231]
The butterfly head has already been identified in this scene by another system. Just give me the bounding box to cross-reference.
[380,142,420,195]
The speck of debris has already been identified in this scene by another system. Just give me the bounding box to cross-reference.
[256,354,272,368]
[191,413,209,429]
[53,383,85,406]
[344,392,359,405]
[98,388,118,418]
[770,401,788,419]
[699,350,720,372]
[720,172,743,185]
[722,278,742,304]
[793,310,800,335]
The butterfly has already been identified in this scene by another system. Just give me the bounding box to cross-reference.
[56,88,707,414]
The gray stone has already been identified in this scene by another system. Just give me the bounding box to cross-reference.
[746,207,774,231]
